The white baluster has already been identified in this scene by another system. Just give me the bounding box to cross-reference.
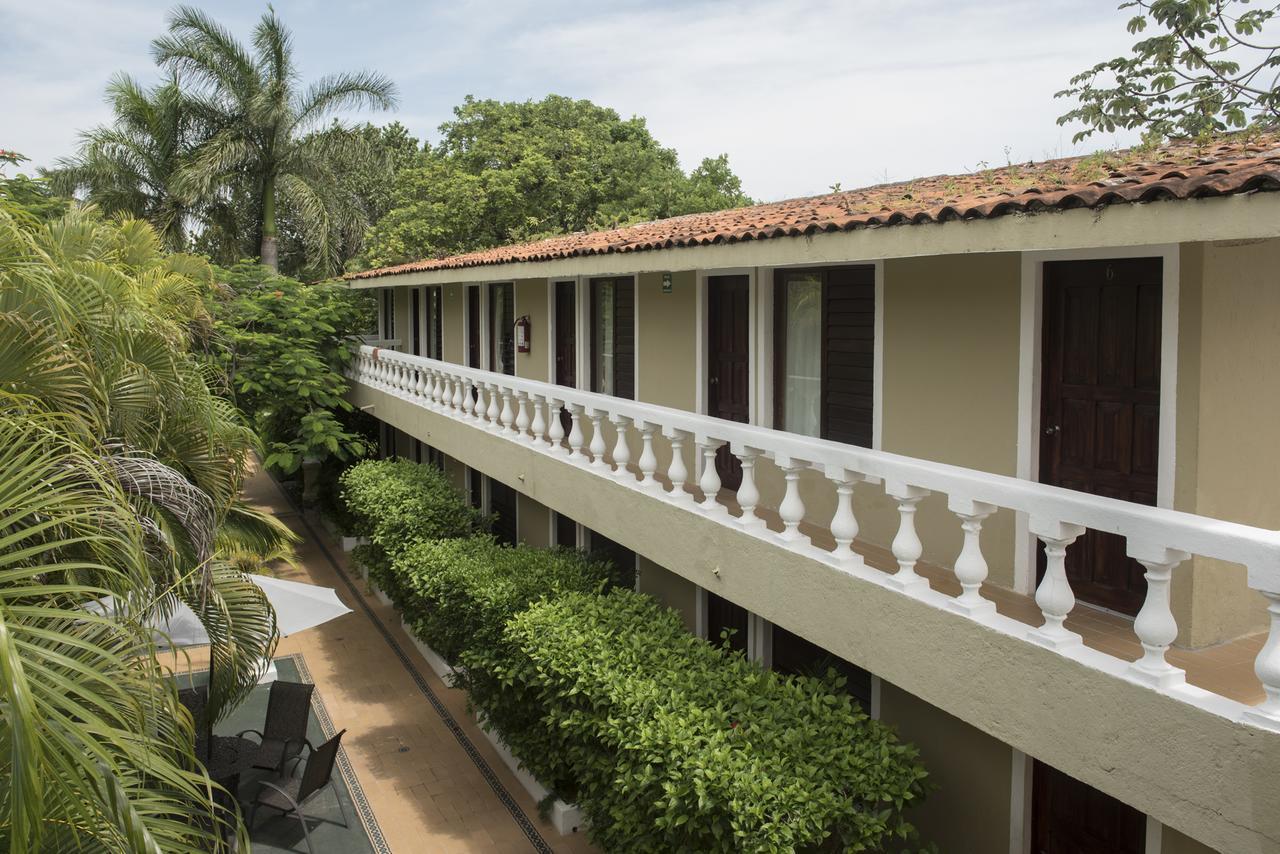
[775,456,809,544]
[460,379,474,418]
[825,466,862,566]
[451,375,464,411]
[389,362,401,395]
[486,383,501,430]
[515,392,532,441]
[1027,517,1086,649]
[697,438,724,514]
[587,411,608,468]
[499,388,516,433]
[947,497,998,617]
[530,396,547,445]
[547,398,566,452]
[736,447,764,528]
[566,403,586,458]
[1126,542,1189,688]
[610,415,632,480]
[663,428,693,503]
[443,375,456,411]
[1245,589,1280,729]
[885,481,930,592]
[471,382,486,422]
[636,422,658,489]
[425,370,438,408]
[414,367,426,401]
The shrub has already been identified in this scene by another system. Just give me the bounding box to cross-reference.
[340,459,486,600]
[392,537,608,665]
[473,589,928,853]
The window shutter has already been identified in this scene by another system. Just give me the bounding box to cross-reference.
[613,278,635,400]
[821,266,875,447]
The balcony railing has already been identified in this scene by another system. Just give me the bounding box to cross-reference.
[351,344,1280,731]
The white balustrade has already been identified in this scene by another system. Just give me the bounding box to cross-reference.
[1028,518,1085,649]
[609,415,633,480]
[886,481,930,592]
[636,422,659,489]
[697,438,724,515]
[948,497,997,617]
[349,346,1280,730]
[664,428,693,503]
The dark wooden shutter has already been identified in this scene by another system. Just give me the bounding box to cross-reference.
[467,466,482,509]
[466,286,480,368]
[821,266,875,447]
[410,287,421,355]
[554,511,578,548]
[427,286,443,359]
[489,478,518,545]
[771,624,872,709]
[586,526,635,588]
[613,278,635,400]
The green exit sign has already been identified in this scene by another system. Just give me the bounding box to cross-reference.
[661,272,673,294]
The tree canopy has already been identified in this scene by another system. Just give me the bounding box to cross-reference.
[360,95,753,269]
[1058,0,1280,141]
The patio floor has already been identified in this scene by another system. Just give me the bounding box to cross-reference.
[177,466,597,854]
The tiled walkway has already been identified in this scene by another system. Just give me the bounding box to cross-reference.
[184,468,597,854]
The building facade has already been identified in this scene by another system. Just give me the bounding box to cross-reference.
[346,136,1280,853]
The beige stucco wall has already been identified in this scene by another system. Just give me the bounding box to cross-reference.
[514,278,549,382]
[879,681,1014,853]
[443,455,467,493]
[1163,825,1220,854]
[441,283,466,364]
[354,383,1280,854]
[637,557,699,633]
[636,270,697,410]
[516,492,551,547]
[1176,237,1280,645]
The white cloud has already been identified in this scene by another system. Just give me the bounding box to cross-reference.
[1,0,1146,200]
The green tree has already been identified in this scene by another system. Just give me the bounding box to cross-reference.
[1058,0,1280,141]
[153,5,397,272]
[47,74,202,250]
[0,150,70,224]
[361,95,752,268]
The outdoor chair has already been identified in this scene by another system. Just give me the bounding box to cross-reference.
[247,729,348,854]
[236,679,315,774]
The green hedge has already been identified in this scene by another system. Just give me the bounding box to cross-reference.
[339,458,486,601]
[339,457,927,852]
[470,589,928,853]
[391,537,609,665]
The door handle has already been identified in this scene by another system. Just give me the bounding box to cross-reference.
[709,377,719,385]
[1044,425,1061,436]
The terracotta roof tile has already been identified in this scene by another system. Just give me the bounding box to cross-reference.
[350,133,1280,280]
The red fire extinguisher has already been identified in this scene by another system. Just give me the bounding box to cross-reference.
[515,315,531,353]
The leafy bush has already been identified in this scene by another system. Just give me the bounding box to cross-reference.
[211,262,375,474]
[392,537,608,664]
[340,458,486,599]
[472,589,928,853]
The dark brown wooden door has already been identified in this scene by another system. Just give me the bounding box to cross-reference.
[466,286,481,369]
[1032,761,1144,854]
[705,591,749,655]
[708,275,750,489]
[489,478,518,545]
[1039,258,1161,616]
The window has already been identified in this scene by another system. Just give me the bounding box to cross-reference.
[489,282,514,375]
[488,477,518,545]
[590,277,634,399]
[774,266,875,447]
[553,511,579,548]
[585,526,636,588]
[466,466,482,510]
[410,287,421,356]
[466,286,481,368]
[380,289,396,343]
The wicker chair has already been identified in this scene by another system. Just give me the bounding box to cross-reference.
[247,729,348,854]
[236,680,315,774]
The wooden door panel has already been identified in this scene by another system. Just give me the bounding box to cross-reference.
[1032,760,1144,854]
[1040,258,1161,616]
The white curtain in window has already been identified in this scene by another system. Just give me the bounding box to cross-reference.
[783,276,822,437]
[595,281,615,394]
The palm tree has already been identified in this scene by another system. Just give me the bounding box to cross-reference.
[0,203,292,849]
[47,74,200,251]
[153,5,397,271]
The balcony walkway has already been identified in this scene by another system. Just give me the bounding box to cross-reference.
[196,466,597,854]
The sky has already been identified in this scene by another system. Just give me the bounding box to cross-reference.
[0,0,1146,202]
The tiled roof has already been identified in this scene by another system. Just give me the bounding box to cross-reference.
[350,133,1280,280]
